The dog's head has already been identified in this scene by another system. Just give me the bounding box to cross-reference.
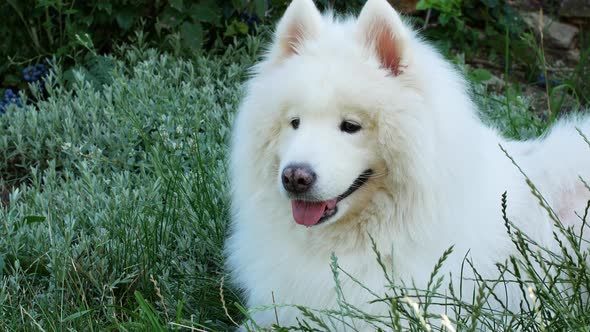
[233,0,446,228]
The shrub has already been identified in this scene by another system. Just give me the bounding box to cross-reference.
[0,36,263,330]
[0,0,367,89]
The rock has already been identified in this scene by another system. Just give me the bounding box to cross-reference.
[559,0,590,18]
[521,11,579,48]
[567,48,581,62]
[511,0,542,11]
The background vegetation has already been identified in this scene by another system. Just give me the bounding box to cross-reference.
[1,0,589,331]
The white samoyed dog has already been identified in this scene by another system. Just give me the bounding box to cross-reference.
[226,0,590,329]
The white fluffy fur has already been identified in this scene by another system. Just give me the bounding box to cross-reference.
[226,0,590,329]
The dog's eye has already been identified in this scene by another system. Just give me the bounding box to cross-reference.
[290,118,300,130]
[340,120,361,134]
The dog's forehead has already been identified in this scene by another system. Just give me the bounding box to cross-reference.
[276,65,379,114]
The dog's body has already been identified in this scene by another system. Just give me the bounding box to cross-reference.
[226,0,590,328]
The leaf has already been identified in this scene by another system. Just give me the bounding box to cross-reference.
[417,0,461,16]
[23,215,46,224]
[170,0,184,11]
[0,254,4,275]
[253,0,268,19]
[134,291,165,329]
[80,14,94,27]
[225,20,249,37]
[62,310,93,322]
[180,22,203,51]
[62,68,77,86]
[82,54,115,88]
[188,0,222,25]
[3,74,20,86]
[481,0,499,8]
[96,2,112,15]
[416,0,431,10]
[159,7,183,28]
[439,13,451,25]
[469,68,493,83]
[115,8,136,31]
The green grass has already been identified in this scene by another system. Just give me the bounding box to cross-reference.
[1,31,589,331]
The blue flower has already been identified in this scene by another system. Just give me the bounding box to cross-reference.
[4,89,15,101]
[2,89,22,110]
[23,67,36,82]
[239,11,261,30]
[23,63,48,82]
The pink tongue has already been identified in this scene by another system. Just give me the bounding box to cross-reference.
[292,200,327,226]
[291,199,337,227]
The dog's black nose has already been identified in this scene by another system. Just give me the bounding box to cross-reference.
[282,164,316,194]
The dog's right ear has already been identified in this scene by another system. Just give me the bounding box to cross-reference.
[268,0,322,62]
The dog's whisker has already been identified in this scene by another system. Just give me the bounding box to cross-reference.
[367,171,389,179]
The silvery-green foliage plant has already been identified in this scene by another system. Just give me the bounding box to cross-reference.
[0,36,263,330]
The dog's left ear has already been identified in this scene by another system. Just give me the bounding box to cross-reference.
[357,0,411,76]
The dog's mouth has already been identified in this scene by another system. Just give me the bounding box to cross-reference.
[291,169,373,227]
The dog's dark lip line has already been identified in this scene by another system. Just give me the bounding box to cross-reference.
[292,168,374,203]
[336,169,374,202]
[301,168,374,226]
